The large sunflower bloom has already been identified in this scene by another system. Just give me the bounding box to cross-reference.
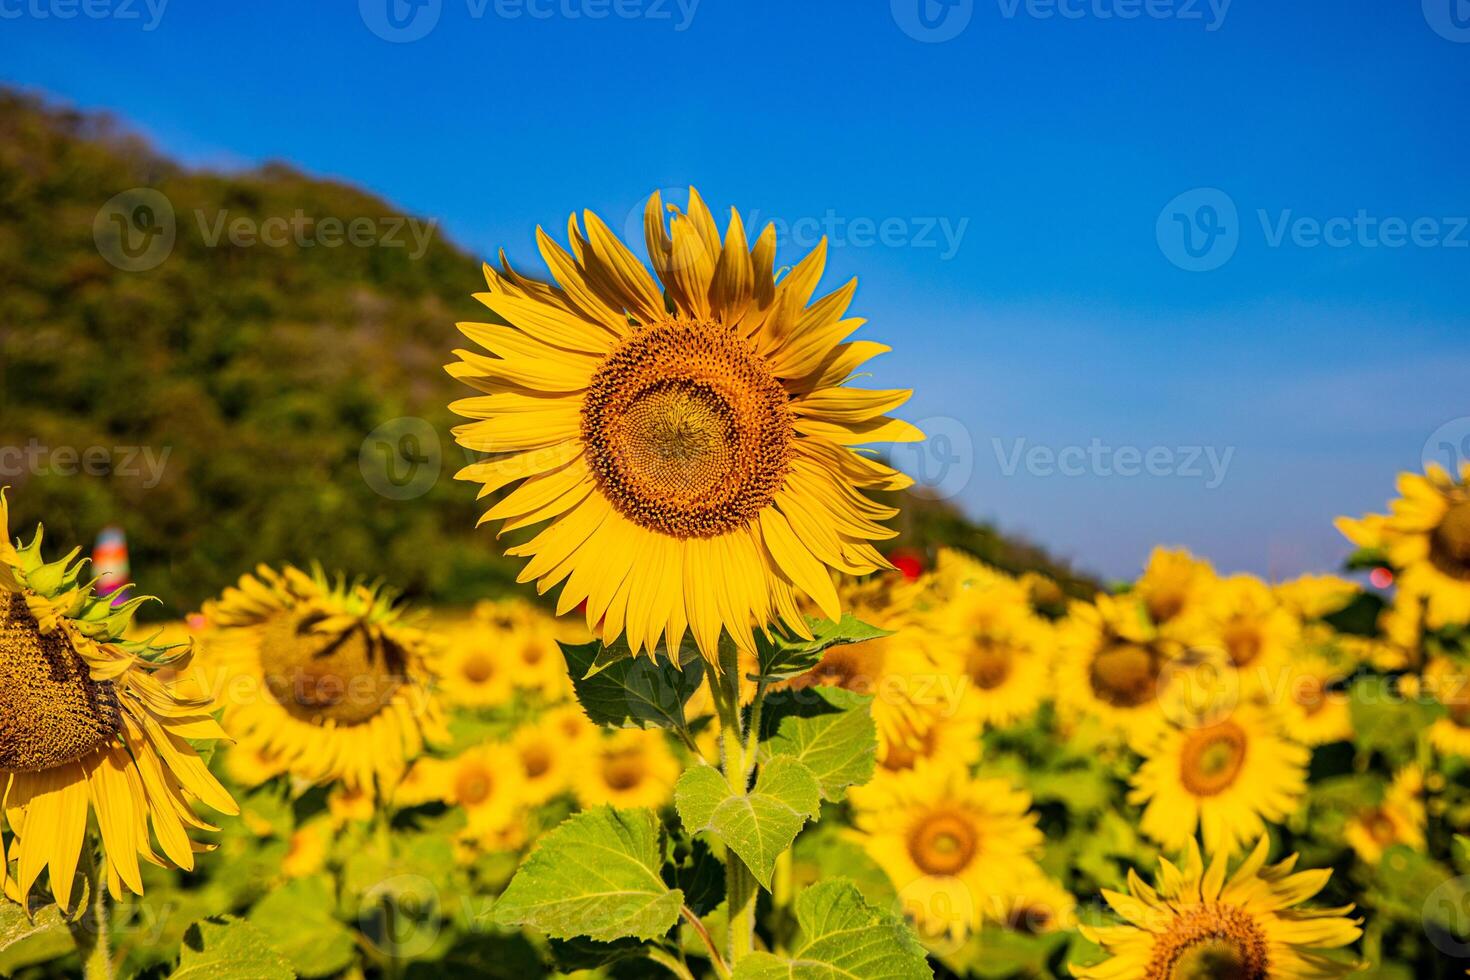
[446,189,919,666]
[0,492,236,910]
[1055,594,1184,745]
[200,566,447,799]
[1073,838,1361,979]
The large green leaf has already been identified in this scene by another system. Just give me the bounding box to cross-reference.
[246,876,356,978]
[172,916,295,980]
[675,757,821,889]
[733,879,932,979]
[493,806,684,942]
[560,638,705,731]
[753,615,891,682]
[759,687,877,801]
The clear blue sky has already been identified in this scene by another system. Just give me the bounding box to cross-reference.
[3,0,1467,581]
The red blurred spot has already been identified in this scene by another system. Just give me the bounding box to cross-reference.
[1369,567,1394,590]
[888,549,925,581]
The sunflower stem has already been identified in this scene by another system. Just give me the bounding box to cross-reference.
[68,845,112,980]
[715,635,759,965]
[644,946,698,980]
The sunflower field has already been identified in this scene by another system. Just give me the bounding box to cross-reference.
[3,191,1470,980]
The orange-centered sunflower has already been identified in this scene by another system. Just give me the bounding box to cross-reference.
[446,189,919,665]
[0,492,236,911]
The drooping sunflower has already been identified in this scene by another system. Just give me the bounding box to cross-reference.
[201,565,447,799]
[1133,547,1219,644]
[445,189,918,666]
[1055,594,1183,744]
[1206,575,1299,697]
[0,492,236,910]
[1338,463,1470,628]
[1344,764,1426,867]
[848,761,1045,943]
[1130,704,1309,857]
[1074,838,1361,979]
[573,729,680,810]
[934,574,1051,729]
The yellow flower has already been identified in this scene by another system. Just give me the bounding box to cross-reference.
[440,623,517,710]
[989,872,1077,934]
[542,703,599,752]
[1340,464,1470,628]
[1133,547,1219,643]
[1074,838,1362,979]
[282,818,331,879]
[849,761,1044,943]
[1424,656,1470,758]
[574,729,680,811]
[1344,764,1426,867]
[1055,594,1182,745]
[440,743,526,834]
[200,565,448,800]
[0,492,236,910]
[510,718,573,806]
[445,188,918,667]
[1276,647,1354,747]
[504,616,569,701]
[222,742,288,789]
[327,784,376,827]
[1130,704,1308,857]
[1273,574,1360,621]
[1206,575,1300,697]
[875,699,983,775]
[934,573,1051,729]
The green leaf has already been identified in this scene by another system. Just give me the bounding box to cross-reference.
[246,876,356,978]
[493,806,684,942]
[560,638,705,731]
[1349,676,1443,763]
[0,902,69,957]
[732,879,932,979]
[675,757,821,890]
[759,687,877,801]
[754,615,891,682]
[172,916,296,980]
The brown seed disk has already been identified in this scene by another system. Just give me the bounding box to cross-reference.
[1178,720,1249,797]
[1090,641,1166,709]
[1145,903,1270,980]
[907,810,979,876]
[0,591,122,772]
[256,612,406,727]
[1431,500,1470,581]
[581,318,794,538]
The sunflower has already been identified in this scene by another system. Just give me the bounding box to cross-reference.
[990,873,1077,935]
[1130,704,1308,857]
[1339,464,1470,628]
[510,718,573,806]
[573,729,680,810]
[445,188,919,667]
[934,574,1051,729]
[0,492,236,910]
[1055,595,1182,744]
[1074,838,1361,979]
[1276,647,1353,747]
[327,784,375,826]
[282,817,331,879]
[848,761,1045,943]
[503,615,569,701]
[1423,656,1470,758]
[915,548,1015,608]
[201,565,447,800]
[439,622,517,710]
[1206,575,1299,697]
[543,702,599,751]
[222,742,287,789]
[1344,764,1426,867]
[875,698,983,774]
[1133,547,1219,644]
[1272,575,1360,622]
[438,742,526,834]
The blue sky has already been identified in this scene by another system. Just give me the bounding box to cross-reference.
[3,0,1467,581]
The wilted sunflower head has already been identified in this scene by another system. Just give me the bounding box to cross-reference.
[201,564,447,799]
[446,188,920,667]
[0,490,235,911]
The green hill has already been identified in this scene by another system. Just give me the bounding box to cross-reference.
[0,88,1094,615]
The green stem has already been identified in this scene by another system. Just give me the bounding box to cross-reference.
[682,906,731,980]
[715,636,760,965]
[645,946,699,980]
[68,847,112,980]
